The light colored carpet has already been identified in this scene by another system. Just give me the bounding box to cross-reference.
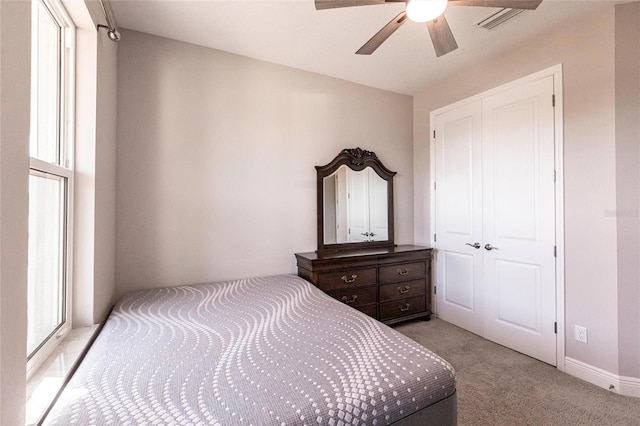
[393,318,640,426]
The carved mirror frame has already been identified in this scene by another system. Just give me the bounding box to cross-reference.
[316,148,396,253]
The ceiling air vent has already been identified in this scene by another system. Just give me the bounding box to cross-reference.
[475,8,525,30]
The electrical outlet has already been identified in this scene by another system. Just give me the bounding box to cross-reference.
[575,325,588,343]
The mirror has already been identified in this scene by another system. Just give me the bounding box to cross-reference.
[323,166,388,244]
[316,148,396,253]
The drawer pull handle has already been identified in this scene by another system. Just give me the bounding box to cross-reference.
[399,303,411,312]
[398,285,411,294]
[398,268,409,276]
[341,274,358,283]
[341,295,358,304]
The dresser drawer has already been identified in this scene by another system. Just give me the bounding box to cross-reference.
[328,286,377,307]
[318,268,377,291]
[379,279,426,302]
[354,303,378,319]
[379,295,426,321]
[379,261,426,284]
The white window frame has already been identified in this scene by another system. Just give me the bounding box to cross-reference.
[27,0,76,378]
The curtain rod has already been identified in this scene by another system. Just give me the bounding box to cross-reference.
[97,0,120,42]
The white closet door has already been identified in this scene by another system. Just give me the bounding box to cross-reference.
[434,100,484,335]
[482,76,556,365]
[434,75,557,365]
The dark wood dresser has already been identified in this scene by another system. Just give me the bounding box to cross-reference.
[295,245,433,325]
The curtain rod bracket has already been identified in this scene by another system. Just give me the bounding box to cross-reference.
[97,24,121,42]
[97,0,121,42]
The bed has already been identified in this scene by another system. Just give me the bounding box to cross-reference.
[44,275,456,425]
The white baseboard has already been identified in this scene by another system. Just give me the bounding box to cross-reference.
[565,357,640,397]
[619,374,640,398]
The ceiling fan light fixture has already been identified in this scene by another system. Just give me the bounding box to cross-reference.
[405,0,448,23]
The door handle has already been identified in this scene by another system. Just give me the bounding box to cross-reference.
[484,244,499,251]
[465,242,481,249]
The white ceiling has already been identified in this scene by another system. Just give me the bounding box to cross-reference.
[109,0,619,95]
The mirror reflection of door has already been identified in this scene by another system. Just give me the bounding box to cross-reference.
[335,167,348,243]
[368,170,388,241]
[323,165,388,244]
[348,168,369,242]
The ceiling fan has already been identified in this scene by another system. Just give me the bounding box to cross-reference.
[315,0,543,56]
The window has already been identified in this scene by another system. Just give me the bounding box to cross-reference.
[27,0,75,376]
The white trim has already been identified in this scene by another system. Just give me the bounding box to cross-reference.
[619,375,640,398]
[565,357,640,397]
[30,157,72,179]
[430,65,563,116]
[428,64,565,369]
[429,113,437,316]
[551,64,566,372]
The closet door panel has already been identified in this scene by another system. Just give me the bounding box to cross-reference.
[442,251,475,311]
[482,76,556,365]
[434,100,484,335]
[492,100,538,240]
[494,260,541,332]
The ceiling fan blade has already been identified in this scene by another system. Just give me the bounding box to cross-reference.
[315,0,386,10]
[356,11,409,55]
[426,15,458,57]
[449,0,542,10]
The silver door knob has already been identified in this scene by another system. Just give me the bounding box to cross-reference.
[465,242,481,249]
[484,244,499,251]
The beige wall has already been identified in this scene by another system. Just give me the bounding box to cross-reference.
[115,30,414,297]
[94,32,118,323]
[414,6,623,373]
[0,2,30,423]
[66,0,118,327]
[615,2,640,378]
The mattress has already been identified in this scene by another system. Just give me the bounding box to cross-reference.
[45,275,456,425]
